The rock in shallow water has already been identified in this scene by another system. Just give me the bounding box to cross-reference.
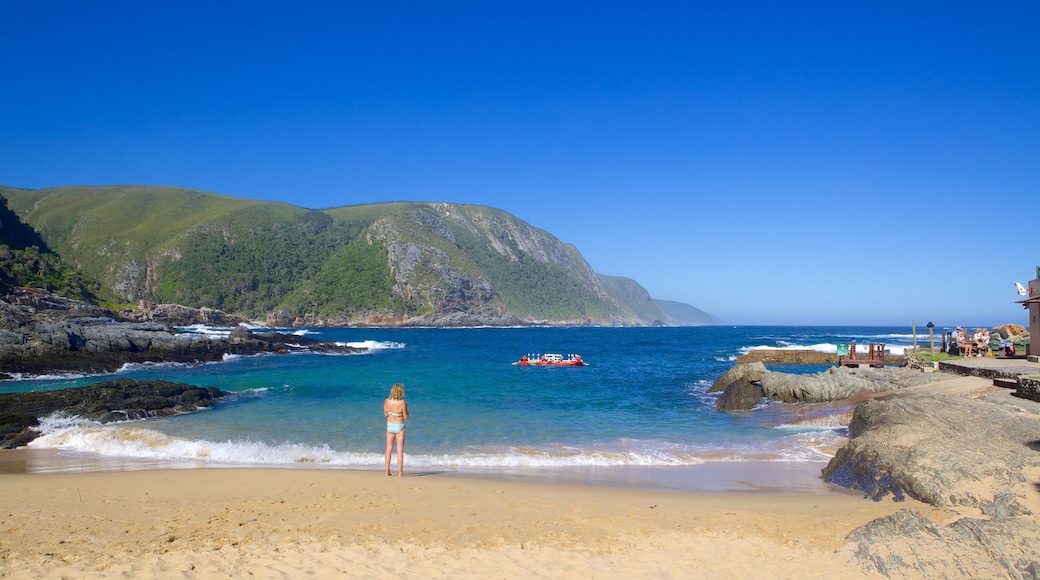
[713,379,764,411]
[0,379,226,448]
[707,361,766,393]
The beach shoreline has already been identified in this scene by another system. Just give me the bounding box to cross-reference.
[0,460,938,578]
[0,447,849,495]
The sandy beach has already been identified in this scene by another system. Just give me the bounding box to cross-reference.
[0,453,949,579]
[4,371,1036,578]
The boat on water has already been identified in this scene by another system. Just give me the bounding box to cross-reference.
[513,353,585,367]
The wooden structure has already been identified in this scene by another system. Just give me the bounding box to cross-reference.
[839,342,886,368]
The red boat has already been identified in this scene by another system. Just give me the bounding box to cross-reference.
[513,353,585,366]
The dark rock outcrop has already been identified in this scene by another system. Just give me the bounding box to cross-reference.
[714,380,764,411]
[119,301,248,327]
[0,379,226,448]
[1,292,365,378]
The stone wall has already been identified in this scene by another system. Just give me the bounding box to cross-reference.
[904,351,935,372]
[936,360,1024,381]
[1019,377,1040,402]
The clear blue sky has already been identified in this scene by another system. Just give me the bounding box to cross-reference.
[2,1,1037,326]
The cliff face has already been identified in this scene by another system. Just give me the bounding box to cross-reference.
[1,186,717,327]
[361,203,634,326]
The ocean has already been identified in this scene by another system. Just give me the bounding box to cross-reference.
[2,326,929,492]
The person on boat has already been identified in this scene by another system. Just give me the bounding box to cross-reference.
[384,383,409,477]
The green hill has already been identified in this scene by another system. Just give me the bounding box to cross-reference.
[0,191,101,301]
[1,185,719,326]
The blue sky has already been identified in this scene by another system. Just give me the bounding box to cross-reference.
[2,1,1037,326]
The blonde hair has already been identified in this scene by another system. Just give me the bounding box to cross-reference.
[389,383,404,400]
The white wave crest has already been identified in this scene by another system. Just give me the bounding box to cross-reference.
[0,371,88,382]
[340,340,406,351]
[175,324,234,338]
[27,420,845,469]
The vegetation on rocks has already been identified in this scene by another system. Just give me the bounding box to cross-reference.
[0,193,103,302]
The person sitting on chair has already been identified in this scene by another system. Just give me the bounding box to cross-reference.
[950,327,965,356]
[975,329,990,356]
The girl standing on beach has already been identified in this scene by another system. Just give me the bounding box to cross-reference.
[384,383,409,477]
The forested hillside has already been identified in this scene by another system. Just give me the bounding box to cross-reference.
[1,185,719,326]
[0,191,101,301]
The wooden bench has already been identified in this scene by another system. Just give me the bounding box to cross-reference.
[839,342,886,368]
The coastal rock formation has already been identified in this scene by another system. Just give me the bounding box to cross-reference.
[841,507,1040,578]
[826,391,1040,576]
[119,301,248,327]
[823,393,1040,509]
[0,379,225,448]
[0,292,365,378]
[707,361,766,393]
[713,380,764,411]
[3,287,105,317]
[993,323,1028,341]
[757,366,946,403]
[711,363,947,410]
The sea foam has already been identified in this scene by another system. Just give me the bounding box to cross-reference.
[27,419,846,469]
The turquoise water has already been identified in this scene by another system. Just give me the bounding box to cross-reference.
[5,326,924,485]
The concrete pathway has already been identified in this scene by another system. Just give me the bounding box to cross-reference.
[898,375,995,398]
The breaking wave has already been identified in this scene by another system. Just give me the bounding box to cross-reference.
[28,417,845,469]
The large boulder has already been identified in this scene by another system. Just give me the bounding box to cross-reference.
[993,323,1027,339]
[709,363,949,409]
[714,379,764,411]
[708,362,766,393]
[823,393,1040,509]
[755,366,946,404]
